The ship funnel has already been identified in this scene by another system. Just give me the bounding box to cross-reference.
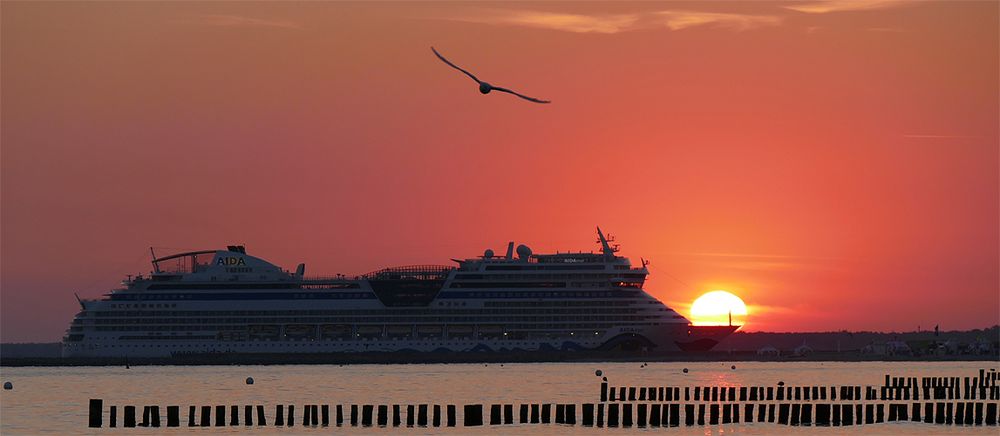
[505,242,515,260]
[295,263,306,277]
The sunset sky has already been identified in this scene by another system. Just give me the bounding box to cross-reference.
[2,1,997,342]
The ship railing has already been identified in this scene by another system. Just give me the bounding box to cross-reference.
[301,275,364,282]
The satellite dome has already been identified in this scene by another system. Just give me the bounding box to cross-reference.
[484,249,494,259]
[516,244,532,259]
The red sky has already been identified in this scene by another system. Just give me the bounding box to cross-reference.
[2,1,997,342]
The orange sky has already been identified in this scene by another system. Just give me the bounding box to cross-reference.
[2,1,998,342]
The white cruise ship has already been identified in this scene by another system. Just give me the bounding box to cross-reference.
[62,228,737,358]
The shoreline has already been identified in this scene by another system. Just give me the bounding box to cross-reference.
[3,350,997,367]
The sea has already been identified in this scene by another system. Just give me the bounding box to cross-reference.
[1,361,997,435]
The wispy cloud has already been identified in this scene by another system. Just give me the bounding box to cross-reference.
[785,0,908,14]
[443,9,639,34]
[438,9,781,34]
[867,27,904,33]
[654,11,782,31]
[185,14,301,29]
[666,252,843,272]
[903,134,981,139]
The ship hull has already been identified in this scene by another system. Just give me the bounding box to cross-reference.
[63,323,736,358]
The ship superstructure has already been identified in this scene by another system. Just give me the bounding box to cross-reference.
[62,228,737,358]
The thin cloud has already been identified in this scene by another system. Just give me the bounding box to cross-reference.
[665,252,843,272]
[186,14,301,29]
[437,9,781,34]
[867,27,904,33]
[785,0,908,14]
[443,9,639,34]
[654,11,782,31]
[903,134,981,139]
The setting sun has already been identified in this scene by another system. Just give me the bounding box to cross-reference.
[690,290,748,326]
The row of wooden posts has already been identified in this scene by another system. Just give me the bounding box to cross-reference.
[87,399,1000,428]
[600,382,1000,403]
[600,369,1000,403]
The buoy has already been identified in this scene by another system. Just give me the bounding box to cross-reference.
[245,377,254,385]
[683,368,689,373]
[3,381,12,390]
[596,369,603,377]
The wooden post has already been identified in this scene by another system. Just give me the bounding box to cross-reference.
[778,403,790,425]
[361,405,373,427]
[88,399,103,428]
[125,405,136,428]
[417,404,427,427]
[607,403,619,427]
[167,406,180,427]
[377,405,388,427]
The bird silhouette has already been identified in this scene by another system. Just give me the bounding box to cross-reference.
[431,47,550,104]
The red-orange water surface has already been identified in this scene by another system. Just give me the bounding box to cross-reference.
[1,361,998,435]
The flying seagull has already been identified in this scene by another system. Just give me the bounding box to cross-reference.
[431,47,550,104]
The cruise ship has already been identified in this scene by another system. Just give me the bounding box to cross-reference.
[62,229,738,358]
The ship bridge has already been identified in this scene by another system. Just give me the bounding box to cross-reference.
[361,265,454,307]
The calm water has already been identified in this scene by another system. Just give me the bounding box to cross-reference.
[1,361,997,435]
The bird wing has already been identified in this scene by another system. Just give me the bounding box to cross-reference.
[491,86,551,104]
[431,47,481,84]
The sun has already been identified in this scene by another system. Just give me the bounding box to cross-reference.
[690,290,748,326]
